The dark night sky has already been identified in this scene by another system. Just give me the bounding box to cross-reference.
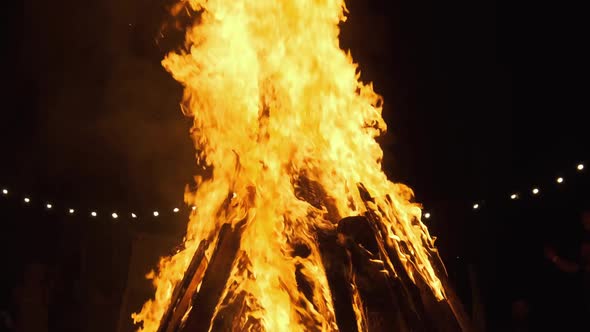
[0,0,586,217]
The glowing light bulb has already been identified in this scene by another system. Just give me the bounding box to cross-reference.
[131,213,137,219]
[473,203,480,210]
[424,212,431,219]
[69,209,75,214]
[532,188,540,195]
[24,197,30,203]
[153,211,159,217]
[91,211,97,217]
[2,189,7,195]
[191,206,197,211]
[112,212,118,219]
[173,207,179,213]
[510,193,518,200]
[556,177,564,184]
[46,203,52,209]
[577,163,584,171]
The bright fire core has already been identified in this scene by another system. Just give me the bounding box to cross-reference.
[133,0,446,331]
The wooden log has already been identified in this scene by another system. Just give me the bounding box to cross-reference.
[293,174,341,223]
[179,221,245,332]
[316,229,359,332]
[210,288,263,332]
[338,215,423,331]
[355,183,473,332]
[209,253,263,332]
[156,240,209,332]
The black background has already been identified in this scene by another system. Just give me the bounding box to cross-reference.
[1,0,589,330]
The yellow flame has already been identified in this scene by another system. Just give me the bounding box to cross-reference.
[133,0,445,331]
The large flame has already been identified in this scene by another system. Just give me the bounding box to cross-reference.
[133,0,445,331]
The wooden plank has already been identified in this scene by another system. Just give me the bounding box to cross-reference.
[355,183,473,332]
[317,229,360,332]
[179,222,245,332]
[157,239,209,332]
[339,215,420,331]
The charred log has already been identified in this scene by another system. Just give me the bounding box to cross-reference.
[210,253,263,331]
[317,229,359,332]
[355,183,472,332]
[211,289,263,332]
[338,215,424,331]
[179,222,245,332]
[157,240,209,332]
[293,174,341,223]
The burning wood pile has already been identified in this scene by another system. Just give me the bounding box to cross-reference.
[154,182,469,332]
[132,0,471,331]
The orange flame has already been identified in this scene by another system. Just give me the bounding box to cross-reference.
[133,0,445,331]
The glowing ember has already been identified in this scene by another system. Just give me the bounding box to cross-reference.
[133,1,453,331]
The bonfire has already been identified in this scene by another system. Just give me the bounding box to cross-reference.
[133,0,470,331]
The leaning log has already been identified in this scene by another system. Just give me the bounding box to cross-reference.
[338,215,424,331]
[356,183,472,332]
[210,254,263,331]
[157,240,209,332]
[317,229,360,332]
[179,221,245,332]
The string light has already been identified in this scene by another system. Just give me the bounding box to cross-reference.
[1,161,585,221]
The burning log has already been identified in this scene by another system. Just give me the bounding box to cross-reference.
[317,230,360,332]
[211,289,263,332]
[353,184,472,332]
[208,251,264,331]
[179,221,245,332]
[156,240,209,332]
[338,215,426,331]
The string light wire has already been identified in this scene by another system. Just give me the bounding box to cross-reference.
[2,161,586,221]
